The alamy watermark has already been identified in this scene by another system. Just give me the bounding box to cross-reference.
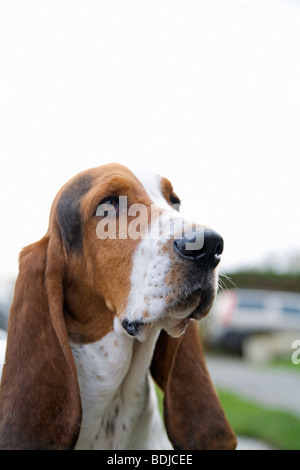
[95,196,205,251]
[291,340,300,365]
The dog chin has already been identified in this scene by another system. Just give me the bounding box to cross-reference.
[120,314,191,343]
[120,287,216,342]
[162,316,191,338]
[134,317,191,342]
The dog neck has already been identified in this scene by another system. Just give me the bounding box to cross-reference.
[71,318,172,450]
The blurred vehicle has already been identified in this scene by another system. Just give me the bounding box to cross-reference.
[207,289,300,360]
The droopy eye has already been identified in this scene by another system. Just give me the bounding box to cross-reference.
[96,196,119,217]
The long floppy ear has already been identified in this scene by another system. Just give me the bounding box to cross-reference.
[151,320,236,450]
[0,233,82,450]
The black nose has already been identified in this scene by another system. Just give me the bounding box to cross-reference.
[173,229,224,268]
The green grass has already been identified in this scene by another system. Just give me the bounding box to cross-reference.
[156,385,164,416]
[267,356,300,371]
[217,388,300,450]
[155,386,300,449]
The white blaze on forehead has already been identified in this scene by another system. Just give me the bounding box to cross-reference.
[130,168,171,210]
[133,167,202,244]
[131,167,186,237]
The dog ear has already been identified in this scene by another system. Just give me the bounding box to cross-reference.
[0,232,82,450]
[151,320,236,450]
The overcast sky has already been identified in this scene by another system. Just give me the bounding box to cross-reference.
[0,0,300,279]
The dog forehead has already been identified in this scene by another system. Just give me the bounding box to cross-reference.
[130,168,171,209]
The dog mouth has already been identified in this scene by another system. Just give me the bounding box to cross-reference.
[167,285,216,320]
[121,285,216,339]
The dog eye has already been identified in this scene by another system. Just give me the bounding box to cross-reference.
[96,196,119,217]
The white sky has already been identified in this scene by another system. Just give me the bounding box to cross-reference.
[0,0,300,278]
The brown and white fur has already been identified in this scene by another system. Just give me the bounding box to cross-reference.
[0,163,236,450]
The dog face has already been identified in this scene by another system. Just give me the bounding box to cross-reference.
[53,163,223,343]
[0,162,236,451]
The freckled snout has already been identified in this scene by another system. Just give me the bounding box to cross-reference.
[121,229,224,339]
[173,229,224,269]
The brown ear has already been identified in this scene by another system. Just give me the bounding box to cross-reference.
[0,234,82,450]
[151,320,237,450]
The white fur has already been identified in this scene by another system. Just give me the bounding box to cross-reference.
[125,237,172,326]
[131,168,171,211]
[72,318,172,450]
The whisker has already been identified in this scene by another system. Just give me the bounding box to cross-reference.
[218,270,238,290]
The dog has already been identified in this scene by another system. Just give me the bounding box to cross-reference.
[0,163,236,450]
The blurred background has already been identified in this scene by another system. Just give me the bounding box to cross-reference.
[0,0,299,450]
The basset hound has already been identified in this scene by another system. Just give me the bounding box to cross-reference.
[0,163,236,450]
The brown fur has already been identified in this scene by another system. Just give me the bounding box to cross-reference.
[0,163,236,450]
[151,321,237,450]
[0,236,81,449]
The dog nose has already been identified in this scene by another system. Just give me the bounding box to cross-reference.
[173,229,224,268]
